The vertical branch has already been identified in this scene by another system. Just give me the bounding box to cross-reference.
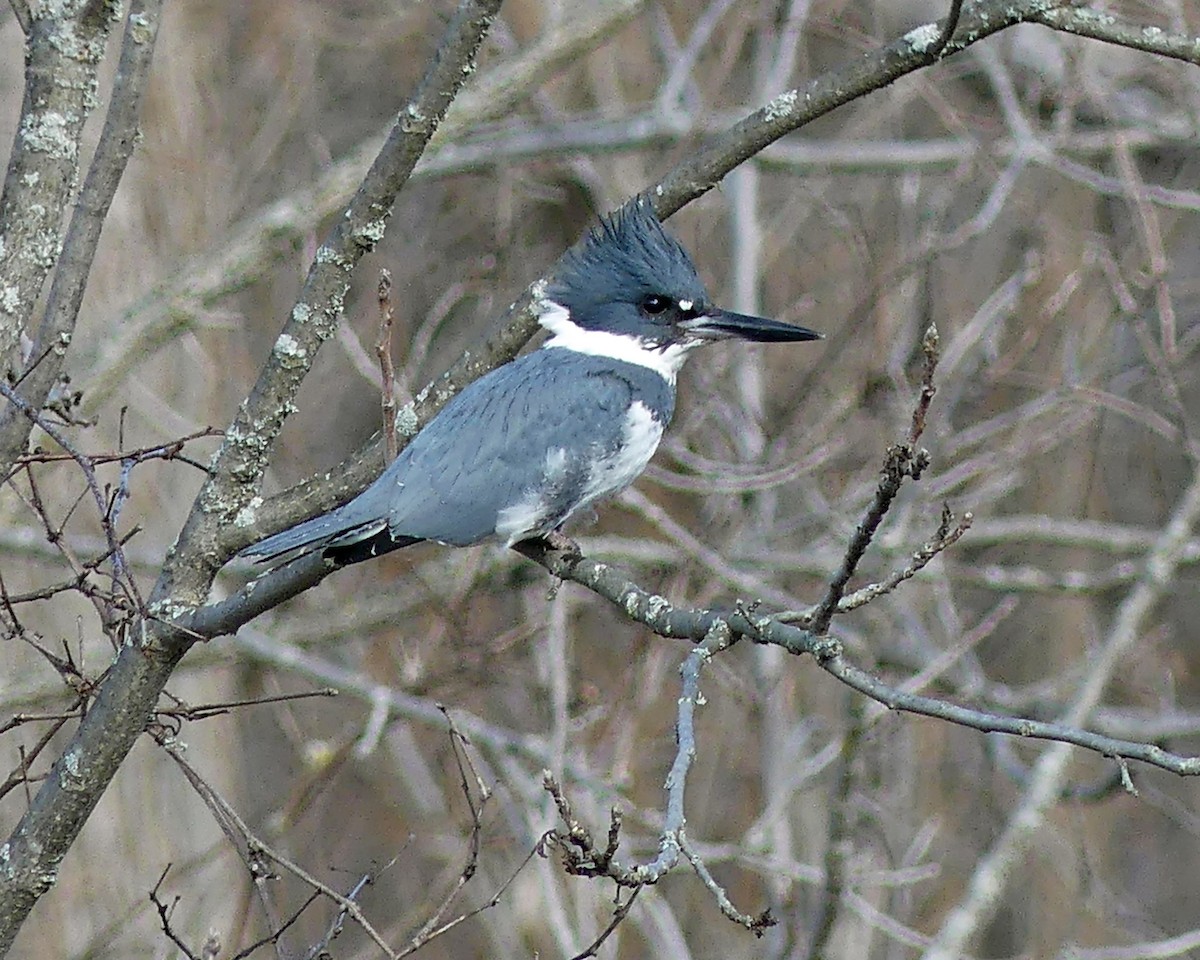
[0,2,163,476]
[0,4,505,954]
[0,3,114,374]
[160,0,505,595]
[808,326,940,635]
[922,461,1200,960]
[804,700,866,960]
[377,268,399,462]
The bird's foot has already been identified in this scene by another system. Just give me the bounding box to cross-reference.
[540,529,582,560]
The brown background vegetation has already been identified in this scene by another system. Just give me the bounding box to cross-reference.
[3,0,1200,957]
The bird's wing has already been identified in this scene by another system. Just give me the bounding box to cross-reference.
[376,351,645,546]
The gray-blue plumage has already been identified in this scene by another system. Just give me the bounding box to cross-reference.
[546,202,704,341]
[241,200,820,565]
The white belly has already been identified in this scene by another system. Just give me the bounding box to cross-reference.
[493,401,664,547]
[579,400,664,507]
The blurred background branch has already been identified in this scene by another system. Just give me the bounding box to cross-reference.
[2,0,1200,958]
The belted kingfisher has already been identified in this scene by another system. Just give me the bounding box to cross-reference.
[241,200,820,566]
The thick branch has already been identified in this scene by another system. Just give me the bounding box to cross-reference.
[228,0,1057,553]
[0,3,116,404]
[161,0,505,604]
[0,4,503,953]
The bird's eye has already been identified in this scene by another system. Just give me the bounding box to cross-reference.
[641,295,672,315]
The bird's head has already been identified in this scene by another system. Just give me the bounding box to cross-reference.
[537,199,821,378]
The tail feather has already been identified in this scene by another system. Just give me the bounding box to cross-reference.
[325,530,422,565]
[238,509,388,563]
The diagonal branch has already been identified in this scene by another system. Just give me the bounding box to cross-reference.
[228,0,1062,554]
[203,538,1200,780]
[78,0,649,418]
[0,2,163,477]
[1030,7,1200,65]
[160,0,506,603]
[0,4,504,954]
[921,437,1200,960]
[511,541,1200,776]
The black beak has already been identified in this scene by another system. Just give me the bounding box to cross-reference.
[680,309,822,343]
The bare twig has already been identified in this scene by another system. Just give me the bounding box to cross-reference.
[377,269,399,462]
[807,326,942,633]
[0,1,164,477]
[0,712,76,804]
[396,844,544,959]
[908,324,940,446]
[399,709,493,953]
[544,621,733,886]
[158,688,337,723]
[304,868,391,960]
[149,865,201,960]
[0,381,144,616]
[570,887,642,960]
[158,735,398,959]
[681,840,774,934]
[13,427,219,471]
[926,0,964,58]
[233,891,319,960]
[833,504,973,612]
[543,621,772,931]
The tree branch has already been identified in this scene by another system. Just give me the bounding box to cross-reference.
[77,0,648,418]
[923,451,1200,959]
[1030,7,1200,65]
[226,0,1062,555]
[0,1,162,476]
[0,3,503,952]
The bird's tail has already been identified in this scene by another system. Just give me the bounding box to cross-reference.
[239,507,408,564]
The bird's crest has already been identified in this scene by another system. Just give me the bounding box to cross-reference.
[546,200,709,317]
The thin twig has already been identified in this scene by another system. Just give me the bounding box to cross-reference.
[13,427,220,469]
[926,0,964,58]
[149,865,201,960]
[807,325,941,633]
[377,268,399,462]
[234,891,319,960]
[0,712,76,804]
[396,844,545,959]
[908,324,940,446]
[0,381,142,614]
[400,709,493,953]
[570,887,642,960]
[542,620,772,930]
[833,504,973,612]
[681,839,775,934]
[305,868,391,960]
[158,736,398,959]
[158,688,337,723]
